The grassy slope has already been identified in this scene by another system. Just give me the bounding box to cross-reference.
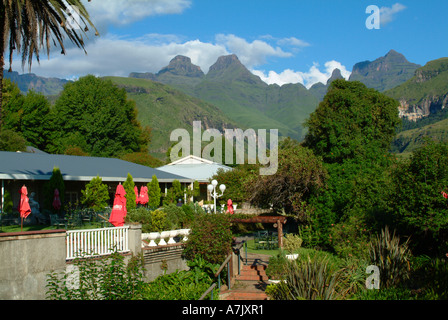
[393,118,448,154]
[385,58,448,104]
[105,76,240,159]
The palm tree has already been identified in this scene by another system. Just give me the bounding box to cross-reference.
[0,0,98,127]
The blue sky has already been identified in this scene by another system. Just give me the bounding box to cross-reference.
[16,0,448,88]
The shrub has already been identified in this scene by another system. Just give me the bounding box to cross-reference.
[369,226,411,289]
[43,167,65,212]
[272,257,344,300]
[126,207,152,233]
[147,175,161,209]
[163,204,186,229]
[123,173,136,211]
[409,255,448,300]
[143,257,219,300]
[81,175,110,211]
[330,215,371,260]
[353,287,417,300]
[150,209,168,232]
[283,234,303,254]
[184,213,233,265]
[46,252,146,300]
[266,252,289,280]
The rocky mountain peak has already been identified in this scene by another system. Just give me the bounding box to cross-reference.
[206,54,265,85]
[157,55,204,78]
[208,54,243,72]
[327,68,344,85]
[349,49,421,92]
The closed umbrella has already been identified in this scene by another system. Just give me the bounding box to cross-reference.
[139,186,149,206]
[227,199,234,214]
[53,189,61,211]
[19,185,31,231]
[109,184,127,227]
[134,185,140,205]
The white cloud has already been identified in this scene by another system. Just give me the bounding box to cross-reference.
[215,34,292,69]
[253,61,351,89]
[277,37,310,48]
[85,0,192,26]
[11,34,228,79]
[380,3,406,25]
[10,29,344,90]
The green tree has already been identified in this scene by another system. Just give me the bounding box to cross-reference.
[2,81,52,150]
[164,179,183,205]
[81,176,110,211]
[123,173,136,211]
[248,143,327,222]
[212,164,259,204]
[121,152,163,168]
[390,141,448,254]
[43,167,65,212]
[304,79,401,164]
[48,75,150,157]
[0,128,26,151]
[0,0,98,127]
[184,213,233,265]
[147,175,161,209]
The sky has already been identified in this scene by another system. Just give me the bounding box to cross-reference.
[11,0,448,89]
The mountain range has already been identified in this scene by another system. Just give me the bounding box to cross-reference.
[4,50,448,159]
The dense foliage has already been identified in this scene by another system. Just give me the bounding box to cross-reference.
[81,176,110,211]
[390,141,448,254]
[304,79,401,164]
[48,75,150,157]
[42,167,65,212]
[147,175,162,209]
[46,252,146,300]
[184,213,233,265]
[123,173,136,211]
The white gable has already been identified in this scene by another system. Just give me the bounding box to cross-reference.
[167,155,214,166]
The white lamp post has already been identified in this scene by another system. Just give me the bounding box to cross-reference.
[207,179,226,213]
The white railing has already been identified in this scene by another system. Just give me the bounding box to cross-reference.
[66,226,129,260]
[141,229,190,247]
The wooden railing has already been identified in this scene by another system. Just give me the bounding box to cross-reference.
[66,226,129,260]
[199,241,247,300]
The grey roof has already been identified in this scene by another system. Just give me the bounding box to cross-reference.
[157,163,232,182]
[0,151,191,183]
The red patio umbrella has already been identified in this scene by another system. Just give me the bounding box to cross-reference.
[52,189,62,211]
[19,185,31,231]
[134,185,140,204]
[109,184,127,227]
[227,199,234,214]
[139,186,149,206]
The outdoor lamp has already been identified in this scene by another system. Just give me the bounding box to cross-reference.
[207,180,226,214]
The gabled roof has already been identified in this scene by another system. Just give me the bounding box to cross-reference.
[0,151,191,183]
[157,155,233,182]
[167,155,215,165]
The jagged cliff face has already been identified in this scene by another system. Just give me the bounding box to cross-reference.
[386,57,448,121]
[398,95,448,121]
[349,50,421,92]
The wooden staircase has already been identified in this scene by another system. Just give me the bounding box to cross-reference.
[220,264,269,300]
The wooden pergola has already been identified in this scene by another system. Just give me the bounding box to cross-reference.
[231,216,287,248]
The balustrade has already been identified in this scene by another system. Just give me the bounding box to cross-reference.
[141,229,190,247]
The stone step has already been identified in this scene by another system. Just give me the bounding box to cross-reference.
[236,274,269,281]
[225,292,268,300]
[237,264,268,281]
